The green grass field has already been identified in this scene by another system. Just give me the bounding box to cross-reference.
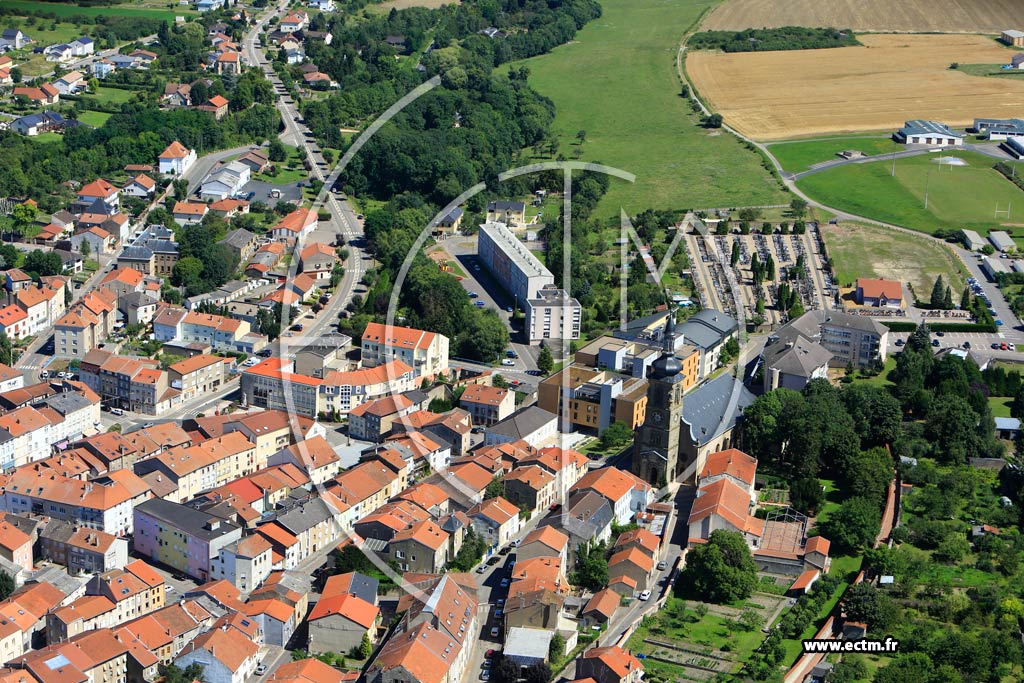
[767,136,904,173]
[3,0,192,21]
[81,87,139,106]
[990,396,1013,418]
[798,151,1024,237]
[821,221,966,300]
[3,19,87,46]
[514,0,785,219]
[77,110,111,127]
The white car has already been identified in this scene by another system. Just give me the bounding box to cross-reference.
[638,590,652,601]
[1010,342,1017,351]
[501,359,515,367]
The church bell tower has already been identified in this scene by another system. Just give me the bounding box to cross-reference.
[632,313,684,487]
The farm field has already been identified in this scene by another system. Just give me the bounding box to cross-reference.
[687,34,1024,140]
[820,221,966,299]
[767,136,903,173]
[2,0,193,21]
[701,0,1024,33]
[799,151,1024,237]
[369,0,459,12]
[516,0,785,219]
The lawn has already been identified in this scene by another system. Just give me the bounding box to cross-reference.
[32,132,63,144]
[989,396,1013,418]
[849,357,897,389]
[798,151,1024,237]
[767,136,904,173]
[253,146,308,185]
[82,87,139,106]
[77,110,111,127]
[2,0,192,21]
[821,221,966,299]
[514,0,785,219]
[2,19,87,46]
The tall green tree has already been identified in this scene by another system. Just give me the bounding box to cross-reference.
[537,346,554,374]
[677,530,757,603]
[930,275,946,309]
[822,496,881,551]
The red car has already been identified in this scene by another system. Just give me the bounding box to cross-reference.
[485,649,497,659]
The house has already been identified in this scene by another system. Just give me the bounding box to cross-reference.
[175,625,259,683]
[855,278,904,308]
[307,580,380,655]
[348,395,415,442]
[71,227,116,256]
[218,228,259,263]
[79,178,120,210]
[894,120,964,146]
[121,174,156,198]
[608,546,654,593]
[209,199,251,220]
[996,416,1021,440]
[299,242,337,281]
[272,208,318,241]
[71,36,94,56]
[388,519,449,572]
[576,646,644,683]
[159,141,197,177]
[91,59,115,78]
[196,94,230,120]
[45,43,73,62]
[435,207,463,234]
[200,161,251,201]
[280,11,309,32]
[0,521,32,572]
[11,111,73,136]
[485,406,558,448]
[459,384,514,427]
[518,526,569,566]
[173,201,209,226]
[215,50,241,75]
[0,29,29,50]
[569,466,652,526]
[162,82,192,107]
[308,0,335,10]
[133,498,242,581]
[503,465,556,514]
[0,307,28,342]
[581,588,620,627]
[12,82,59,105]
[486,200,527,225]
[468,496,522,548]
[53,70,86,95]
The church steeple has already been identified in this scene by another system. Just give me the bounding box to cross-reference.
[632,310,685,487]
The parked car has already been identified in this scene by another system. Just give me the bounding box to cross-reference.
[489,627,500,638]
[657,560,667,571]
[638,590,652,601]
[500,578,509,587]
[475,301,486,308]
[487,556,500,566]
[895,339,904,346]
[501,359,515,366]
[931,339,940,347]
[256,665,268,676]
[476,565,487,574]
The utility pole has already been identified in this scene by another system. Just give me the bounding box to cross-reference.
[891,151,897,177]
[924,167,931,210]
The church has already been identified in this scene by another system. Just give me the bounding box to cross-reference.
[632,314,686,487]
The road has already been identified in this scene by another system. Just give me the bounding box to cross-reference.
[242,1,367,329]
[788,141,1015,182]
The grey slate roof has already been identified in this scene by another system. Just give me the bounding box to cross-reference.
[274,497,334,536]
[681,374,755,446]
[488,201,526,212]
[486,406,557,441]
[41,392,95,417]
[220,228,256,250]
[898,119,963,139]
[136,498,241,540]
[562,490,613,540]
[339,571,378,605]
[120,245,153,261]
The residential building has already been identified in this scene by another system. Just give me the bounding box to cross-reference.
[477,222,553,304]
[388,519,449,572]
[181,311,252,352]
[272,208,317,241]
[537,365,648,434]
[133,498,243,581]
[175,625,260,683]
[518,526,569,566]
[484,406,558,448]
[299,242,337,281]
[38,521,128,575]
[486,201,526,226]
[361,322,450,380]
[0,521,31,572]
[307,574,380,655]
[12,83,59,106]
[121,174,156,198]
[53,70,85,95]
[158,141,197,176]
[524,286,582,342]
[0,30,29,50]
[219,228,259,262]
[502,465,556,513]
[348,395,415,442]
[569,467,652,527]
[210,534,273,592]
[468,496,521,547]
[576,646,644,683]
[672,309,738,379]
[459,384,514,426]
[172,201,209,226]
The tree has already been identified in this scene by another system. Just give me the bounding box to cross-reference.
[0,333,13,367]
[523,663,552,683]
[730,239,740,266]
[159,664,206,683]
[458,309,509,362]
[703,113,723,128]
[571,541,609,591]
[548,633,565,662]
[485,476,504,500]
[575,130,587,144]
[678,530,757,603]
[789,478,825,515]
[269,138,287,162]
[844,583,898,631]
[23,250,63,277]
[845,447,893,508]
[789,198,808,219]
[356,632,372,658]
[600,421,633,450]
[537,346,554,374]
[934,533,970,563]
[822,496,881,551]
[0,571,13,602]
[11,202,36,239]
[10,67,21,84]
[80,237,91,258]
[930,275,947,309]
[491,657,520,683]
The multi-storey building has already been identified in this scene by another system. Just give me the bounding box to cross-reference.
[524,285,582,342]
[477,222,554,305]
[133,498,243,581]
[537,365,648,434]
[360,322,449,379]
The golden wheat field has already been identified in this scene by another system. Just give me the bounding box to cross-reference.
[687,34,1024,140]
[702,0,1024,33]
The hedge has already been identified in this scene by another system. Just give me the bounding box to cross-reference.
[882,321,997,333]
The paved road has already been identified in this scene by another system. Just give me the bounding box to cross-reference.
[788,141,1015,182]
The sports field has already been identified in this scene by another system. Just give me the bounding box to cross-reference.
[821,221,965,298]
[2,0,191,21]
[797,151,1024,236]
[517,0,785,218]
[687,34,1024,140]
[702,0,1024,33]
